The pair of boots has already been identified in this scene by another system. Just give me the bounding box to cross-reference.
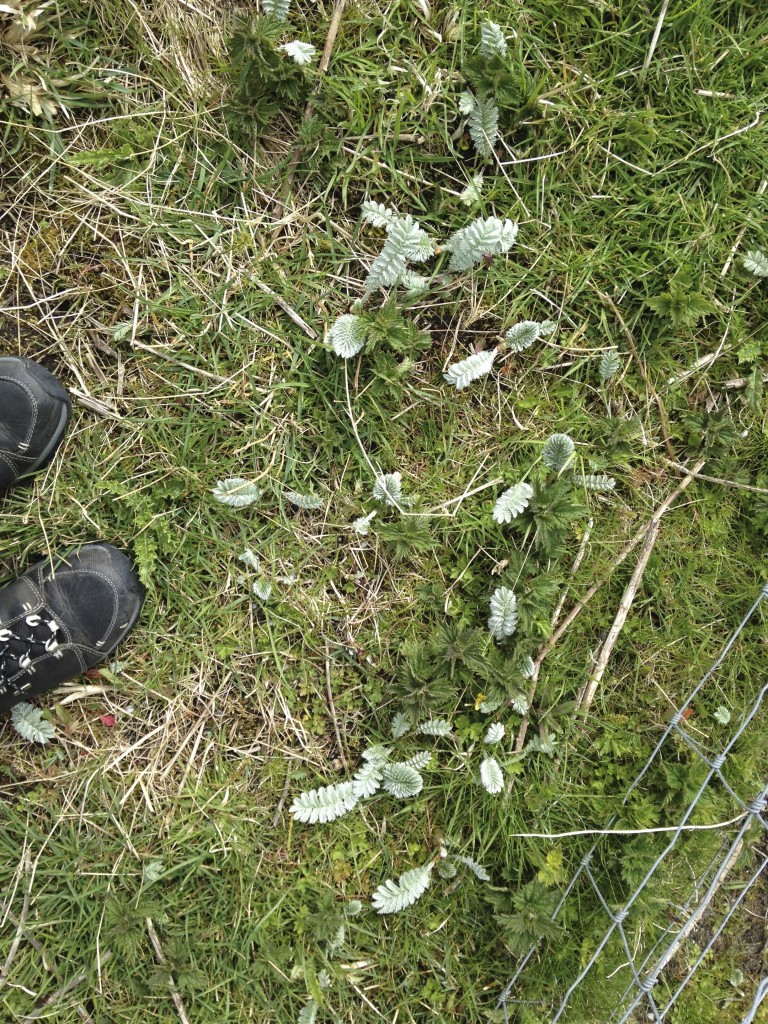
[0,356,145,714]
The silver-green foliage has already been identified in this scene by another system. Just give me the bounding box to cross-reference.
[444,217,518,272]
[418,718,452,737]
[11,702,56,744]
[493,481,533,523]
[484,723,505,744]
[289,781,361,824]
[480,756,504,794]
[296,1000,318,1024]
[381,762,424,798]
[598,349,621,382]
[328,313,366,358]
[573,473,616,491]
[371,862,433,914]
[212,478,260,507]
[372,472,403,506]
[480,19,507,58]
[363,215,434,292]
[262,0,291,18]
[468,95,500,158]
[488,586,518,641]
[285,490,323,510]
[444,348,497,389]
[505,320,541,352]
[542,433,575,471]
[743,250,768,277]
[362,199,400,230]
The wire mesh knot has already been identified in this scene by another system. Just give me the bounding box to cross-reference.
[668,710,683,727]
[710,753,726,770]
[612,907,629,924]
[748,797,767,816]
[639,976,658,995]
[580,852,593,869]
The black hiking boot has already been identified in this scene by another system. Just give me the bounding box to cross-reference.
[0,543,145,713]
[0,355,71,493]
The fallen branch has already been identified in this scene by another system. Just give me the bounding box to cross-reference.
[145,918,191,1024]
[577,518,660,712]
[514,459,705,751]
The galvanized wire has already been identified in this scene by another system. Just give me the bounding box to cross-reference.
[499,583,768,1023]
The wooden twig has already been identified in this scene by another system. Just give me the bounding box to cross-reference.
[22,952,113,1022]
[577,518,660,712]
[325,642,348,769]
[597,290,675,459]
[145,918,191,1024]
[663,459,768,495]
[514,460,705,751]
[641,0,670,75]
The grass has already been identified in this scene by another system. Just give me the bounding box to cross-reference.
[1,0,767,1021]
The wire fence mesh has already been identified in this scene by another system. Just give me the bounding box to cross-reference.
[499,583,768,1024]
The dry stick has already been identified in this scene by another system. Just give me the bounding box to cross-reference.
[325,642,348,769]
[274,0,347,220]
[577,518,660,713]
[22,952,113,1022]
[514,460,705,752]
[641,0,670,75]
[145,918,192,1024]
[598,290,675,459]
[663,459,768,496]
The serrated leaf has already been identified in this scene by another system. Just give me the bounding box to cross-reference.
[445,217,518,273]
[351,510,377,535]
[279,40,316,65]
[328,313,366,358]
[297,1000,318,1024]
[453,855,491,881]
[380,762,424,798]
[444,348,497,390]
[362,199,400,230]
[599,349,621,383]
[212,478,260,507]
[418,718,452,737]
[238,548,261,572]
[505,321,540,352]
[458,90,477,115]
[468,96,500,159]
[743,250,768,277]
[371,861,433,914]
[488,587,518,641]
[484,723,505,744]
[391,712,412,738]
[289,781,361,823]
[361,744,391,764]
[252,579,273,601]
[480,19,508,58]
[262,0,291,17]
[438,858,458,879]
[542,433,575,472]
[480,756,504,794]
[352,760,384,798]
[11,702,56,744]
[572,473,616,492]
[493,481,533,524]
[372,472,403,506]
[284,490,324,510]
[402,750,432,770]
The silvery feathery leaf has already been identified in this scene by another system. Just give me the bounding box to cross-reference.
[445,217,518,272]
[372,472,403,506]
[479,696,503,714]
[328,313,366,358]
[542,433,575,471]
[444,349,497,390]
[364,216,434,292]
[520,655,536,678]
[346,899,363,917]
[297,1000,318,1024]
[11,702,56,744]
[484,722,505,744]
[285,490,324,509]
[488,586,518,641]
[453,855,491,881]
[598,349,621,383]
[572,473,616,492]
[417,719,452,737]
[262,0,291,17]
[400,270,430,292]
[361,744,391,764]
[743,250,768,277]
[391,712,412,738]
[458,90,477,115]
[352,760,384,798]
[239,548,261,572]
[510,692,529,715]
[380,762,424,798]
[279,40,316,65]
[290,781,361,823]
[351,510,377,535]
[212,478,260,507]
[361,200,401,230]
[438,858,458,879]
[493,481,533,524]
[402,750,432,770]
[460,173,484,206]
[253,579,273,601]
[505,320,541,352]
[371,861,432,914]
[480,19,508,58]
[538,319,557,337]
[480,756,504,794]
[468,96,500,158]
